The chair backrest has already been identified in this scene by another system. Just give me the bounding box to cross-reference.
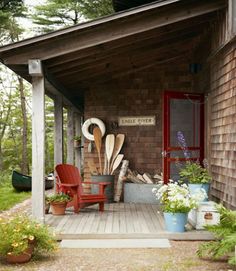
[55,164,83,194]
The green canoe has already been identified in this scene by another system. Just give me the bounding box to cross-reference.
[12,171,54,191]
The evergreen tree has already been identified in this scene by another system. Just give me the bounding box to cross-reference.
[0,0,26,43]
[32,0,114,33]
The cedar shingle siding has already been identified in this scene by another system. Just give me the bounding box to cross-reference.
[210,45,236,209]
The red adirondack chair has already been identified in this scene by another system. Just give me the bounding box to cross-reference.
[55,164,110,213]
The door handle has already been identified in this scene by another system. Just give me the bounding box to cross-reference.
[161,150,169,157]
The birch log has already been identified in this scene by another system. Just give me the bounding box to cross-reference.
[114,160,129,202]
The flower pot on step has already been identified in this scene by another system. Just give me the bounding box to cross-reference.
[6,243,34,264]
[50,202,67,215]
[163,212,188,233]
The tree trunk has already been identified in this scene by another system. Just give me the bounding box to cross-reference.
[18,77,28,174]
[0,88,12,171]
[114,160,129,202]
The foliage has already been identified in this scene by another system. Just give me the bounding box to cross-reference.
[0,215,58,256]
[0,171,31,211]
[197,204,236,265]
[152,182,206,213]
[0,67,32,172]
[74,135,81,141]
[47,192,71,203]
[179,161,212,184]
[32,0,113,33]
[0,0,26,43]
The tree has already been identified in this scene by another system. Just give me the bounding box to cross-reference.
[0,0,26,43]
[0,65,31,173]
[0,1,30,173]
[32,0,113,33]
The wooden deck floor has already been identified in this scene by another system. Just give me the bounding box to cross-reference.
[45,203,213,240]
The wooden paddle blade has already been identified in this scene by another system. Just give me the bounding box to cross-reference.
[93,127,102,151]
[93,127,102,174]
[105,134,115,174]
[110,134,125,168]
[111,154,124,175]
[87,161,99,175]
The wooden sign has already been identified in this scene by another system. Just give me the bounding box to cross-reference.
[118,116,156,126]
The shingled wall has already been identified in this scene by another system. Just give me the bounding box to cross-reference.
[209,44,236,209]
[83,62,194,182]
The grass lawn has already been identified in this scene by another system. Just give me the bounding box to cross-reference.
[0,174,31,212]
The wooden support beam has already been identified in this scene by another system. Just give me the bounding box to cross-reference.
[1,0,225,65]
[30,59,45,222]
[54,95,64,190]
[48,14,215,72]
[228,0,236,38]
[67,107,74,165]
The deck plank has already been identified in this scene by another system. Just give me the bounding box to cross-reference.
[104,203,114,233]
[45,203,214,240]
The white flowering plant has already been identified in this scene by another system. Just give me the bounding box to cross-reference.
[152,182,206,213]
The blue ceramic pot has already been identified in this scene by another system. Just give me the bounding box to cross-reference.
[163,212,188,232]
[188,183,209,201]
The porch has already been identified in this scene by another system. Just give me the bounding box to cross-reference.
[46,202,213,240]
[0,0,235,222]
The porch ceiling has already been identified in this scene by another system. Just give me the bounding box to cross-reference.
[0,0,225,108]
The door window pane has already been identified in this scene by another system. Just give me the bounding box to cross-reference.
[170,99,200,147]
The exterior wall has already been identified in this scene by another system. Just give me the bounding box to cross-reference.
[209,44,236,209]
[83,62,196,182]
[206,8,236,209]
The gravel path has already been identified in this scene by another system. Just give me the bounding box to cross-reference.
[0,199,233,271]
[0,241,231,271]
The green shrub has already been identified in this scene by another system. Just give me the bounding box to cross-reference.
[0,215,58,256]
[0,171,11,186]
[197,204,236,265]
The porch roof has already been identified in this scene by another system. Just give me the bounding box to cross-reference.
[0,0,225,108]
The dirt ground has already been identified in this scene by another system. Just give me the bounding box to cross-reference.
[0,241,233,271]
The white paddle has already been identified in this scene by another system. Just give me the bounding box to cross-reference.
[111,154,124,175]
[110,134,125,172]
[105,134,115,174]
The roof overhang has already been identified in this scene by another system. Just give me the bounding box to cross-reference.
[0,0,226,109]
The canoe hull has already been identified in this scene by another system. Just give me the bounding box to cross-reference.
[12,171,54,191]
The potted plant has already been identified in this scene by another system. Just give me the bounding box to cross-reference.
[74,135,81,148]
[179,161,212,201]
[0,215,58,264]
[47,193,71,215]
[152,182,206,232]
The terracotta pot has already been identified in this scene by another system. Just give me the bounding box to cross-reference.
[6,244,34,264]
[74,140,81,148]
[50,201,67,215]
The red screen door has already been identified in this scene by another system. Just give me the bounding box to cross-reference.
[163,91,204,183]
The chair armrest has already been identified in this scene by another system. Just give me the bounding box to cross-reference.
[59,183,79,187]
[84,181,111,186]
[84,182,111,195]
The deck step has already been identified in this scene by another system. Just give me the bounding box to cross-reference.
[60,238,171,248]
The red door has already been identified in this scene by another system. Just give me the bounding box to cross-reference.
[163,91,204,183]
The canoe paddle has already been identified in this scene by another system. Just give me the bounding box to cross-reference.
[105,134,115,174]
[111,154,124,175]
[93,127,102,175]
[110,134,125,171]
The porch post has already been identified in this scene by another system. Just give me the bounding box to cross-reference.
[228,0,236,38]
[29,59,45,222]
[74,113,82,171]
[54,95,64,190]
[67,107,74,164]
